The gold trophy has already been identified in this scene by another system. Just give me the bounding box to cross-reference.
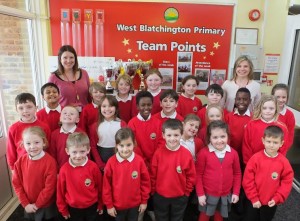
[126,59,152,91]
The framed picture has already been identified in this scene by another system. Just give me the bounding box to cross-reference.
[235,28,258,45]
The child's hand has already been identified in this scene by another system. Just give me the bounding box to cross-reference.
[97,209,103,215]
[252,201,262,208]
[231,194,239,203]
[25,204,38,213]
[63,214,70,220]
[268,199,276,207]
[198,195,206,206]
[139,204,147,213]
[107,207,117,217]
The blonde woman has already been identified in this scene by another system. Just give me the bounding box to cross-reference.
[222,55,261,112]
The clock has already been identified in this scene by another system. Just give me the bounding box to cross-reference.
[249,9,261,21]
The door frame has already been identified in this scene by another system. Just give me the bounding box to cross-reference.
[0,85,19,221]
[279,14,300,126]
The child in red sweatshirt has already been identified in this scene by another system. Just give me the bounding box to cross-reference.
[153,89,183,124]
[48,105,84,169]
[36,82,61,132]
[271,83,295,150]
[115,73,134,123]
[128,91,163,167]
[226,87,252,163]
[103,128,150,221]
[243,125,293,221]
[7,93,51,170]
[151,119,196,221]
[242,95,290,165]
[57,132,103,220]
[78,82,106,134]
[197,84,225,129]
[176,75,202,118]
[12,126,57,221]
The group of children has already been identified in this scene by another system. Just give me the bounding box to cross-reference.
[7,68,294,221]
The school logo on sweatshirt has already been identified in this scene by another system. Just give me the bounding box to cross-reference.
[150,133,157,140]
[271,172,278,180]
[193,107,198,112]
[132,171,138,179]
[85,178,92,186]
[176,166,182,173]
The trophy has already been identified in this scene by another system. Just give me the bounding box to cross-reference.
[137,59,152,91]
[125,60,139,78]
[141,60,152,75]
[105,63,115,94]
[125,59,152,91]
[114,59,125,81]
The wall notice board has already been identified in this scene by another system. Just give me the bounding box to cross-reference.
[49,0,234,93]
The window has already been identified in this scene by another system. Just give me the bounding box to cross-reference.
[0,1,45,126]
[0,0,28,11]
[0,14,35,125]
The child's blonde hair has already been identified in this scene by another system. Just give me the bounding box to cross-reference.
[22,126,48,149]
[205,104,224,123]
[66,132,90,150]
[116,74,133,92]
[61,105,80,118]
[253,95,279,121]
[89,82,106,94]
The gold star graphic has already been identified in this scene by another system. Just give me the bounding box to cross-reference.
[127,48,132,53]
[210,51,214,56]
[122,38,129,46]
[135,54,138,58]
[213,42,220,49]
[203,56,206,60]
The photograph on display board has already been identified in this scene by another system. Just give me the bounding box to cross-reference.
[159,68,174,89]
[178,52,192,62]
[178,63,192,73]
[209,69,226,85]
[195,68,209,90]
[177,52,193,92]
[177,52,193,74]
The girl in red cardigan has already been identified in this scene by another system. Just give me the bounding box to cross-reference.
[196,120,241,221]
[242,95,289,165]
[271,83,295,150]
[103,127,151,221]
[89,95,126,169]
[12,126,57,221]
